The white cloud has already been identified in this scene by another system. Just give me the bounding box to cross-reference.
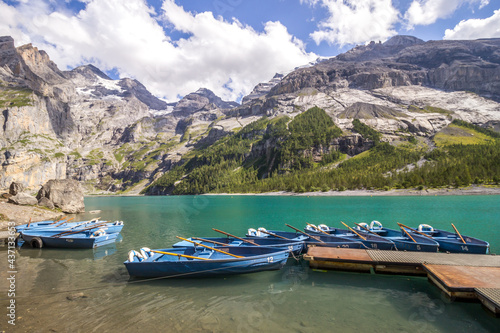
[444,9,500,39]
[404,0,490,28]
[302,0,400,46]
[0,0,316,102]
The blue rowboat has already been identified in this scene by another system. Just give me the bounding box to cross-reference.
[359,221,439,252]
[246,228,308,241]
[172,236,304,255]
[124,246,290,278]
[411,224,489,254]
[18,221,124,234]
[15,218,84,231]
[304,224,396,250]
[246,228,308,252]
[20,228,119,249]
[15,219,57,231]
[16,219,124,234]
[304,234,366,249]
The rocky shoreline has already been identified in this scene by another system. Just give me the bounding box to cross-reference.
[0,198,64,230]
[213,186,500,197]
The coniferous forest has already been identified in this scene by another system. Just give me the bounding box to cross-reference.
[144,107,500,195]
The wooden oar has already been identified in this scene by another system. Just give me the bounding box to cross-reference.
[211,228,259,246]
[396,223,433,239]
[74,217,102,228]
[176,236,243,258]
[400,225,417,243]
[354,223,381,236]
[151,250,211,261]
[53,222,109,237]
[49,216,67,225]
[341,222,367,241]
[257,229,290,240]
[27,218,32,228]
[54,217,75,228]
[70,219,100,230]
[192,237,237,247]
[451,223,466,244]
[53,222,108,237]
[285,224,324,243]
[307,223,330,235]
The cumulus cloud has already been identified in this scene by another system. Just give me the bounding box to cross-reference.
[444,9,500,39]
[301,0,400,46]
[0,0,316,102]
[404,0,490,28]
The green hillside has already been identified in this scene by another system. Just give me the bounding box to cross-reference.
[144,110,500,195]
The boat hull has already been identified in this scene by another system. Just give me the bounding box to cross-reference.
[305,235,365,249]
[372,228,439,252]
[16,221,123,234]
[20,231,119,249]
[173,237,304,255]
[435,240,488,254]
[305,228,396,250]
[124,247,290,278]
[414,228,489,254]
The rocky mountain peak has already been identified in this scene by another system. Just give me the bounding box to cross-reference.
[17,43,64,84]
[0,36,15,59]
[70,64,111,81]
[335,35,424,62]
[266,36,500,101]
[173,87,239,114]
[194,87,216,97]
[383,35,424,47]
[0,36,66,93]
[116,78,168,110]
[241,73,285,105]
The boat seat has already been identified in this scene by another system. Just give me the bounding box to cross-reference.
[196,251,213,259]
[150,253,164,262]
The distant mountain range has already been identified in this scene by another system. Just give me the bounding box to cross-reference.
[1,35,499,194]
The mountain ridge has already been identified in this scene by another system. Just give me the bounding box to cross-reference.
[1,35,499,195]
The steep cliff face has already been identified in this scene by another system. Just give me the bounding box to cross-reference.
[229,36,500,140]
[268,36,500,99]
[1,35,500,194]
[0,36,239,192]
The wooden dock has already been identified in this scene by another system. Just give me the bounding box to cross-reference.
[304,246,500,316]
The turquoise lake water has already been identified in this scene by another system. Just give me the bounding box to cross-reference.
[3,195,499,332]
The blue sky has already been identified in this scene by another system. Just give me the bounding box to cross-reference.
[1,0,499,102]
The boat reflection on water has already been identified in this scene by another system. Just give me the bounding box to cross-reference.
[16,237,120,260]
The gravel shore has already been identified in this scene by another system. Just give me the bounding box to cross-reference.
[0,198,64,230]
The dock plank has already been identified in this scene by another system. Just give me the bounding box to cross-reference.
[424,265,500,290]
[367,250,500,267]
[306,247,372,262]
[475,288,500,316]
